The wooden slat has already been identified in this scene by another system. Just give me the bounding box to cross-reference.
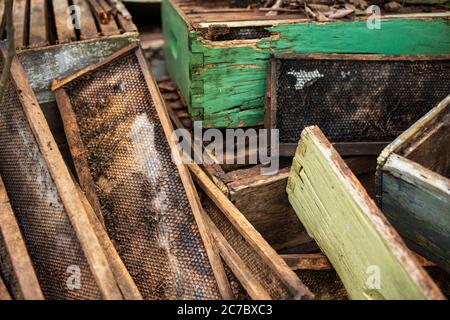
[13,0,27,48]
[2,47,122,300]
[73,0,98,40]
[0,177,44,300]
[287,126,444,300]
[29,0,48,48]
[53,0,76,44]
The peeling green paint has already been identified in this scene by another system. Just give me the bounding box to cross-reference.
[163,0,450,127]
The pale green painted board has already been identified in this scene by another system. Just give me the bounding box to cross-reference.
[287,126,444,300]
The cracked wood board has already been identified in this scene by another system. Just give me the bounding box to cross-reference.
[163,0,450,127]
[287,126,445,300]
[377,95,450,273]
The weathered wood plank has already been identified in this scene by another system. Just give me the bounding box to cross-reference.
[13,0,27,48]
[287,126,444,300]
[189,162,313,299]
[53,0,77,43]
[0,177,44,300]
[29,0,48,48]
[73,0,99,40]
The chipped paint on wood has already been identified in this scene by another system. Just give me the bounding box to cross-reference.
[18,33,139,104]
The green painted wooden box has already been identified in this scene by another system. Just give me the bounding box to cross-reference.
[162,0,450,128]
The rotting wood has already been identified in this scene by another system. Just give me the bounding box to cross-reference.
[377,96,450,273]
[0,177,44,300]
[1,46,123,300]
[161,84,315,252]
[282,253,435,271]
[287,126,445,300]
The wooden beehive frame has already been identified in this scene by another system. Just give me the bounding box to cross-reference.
[0,46,140,300]
[265,52,450,157]
[170,0,450,30]
[0,177,44,300]
[377,95,450,273]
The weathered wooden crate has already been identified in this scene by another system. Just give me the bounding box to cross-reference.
[287,126,445,300]
[377,95,450,273]
[162,0,450,128]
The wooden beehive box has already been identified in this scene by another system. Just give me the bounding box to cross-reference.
[162,0,450,128]
[376,96,450,273]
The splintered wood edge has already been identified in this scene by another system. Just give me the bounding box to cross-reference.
[0,178,44,300]
[136,48,234,300]
[301,126,445,300]
[0,46,123,300]
[188,162,313,300]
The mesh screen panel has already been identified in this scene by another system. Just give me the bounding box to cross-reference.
[60,51,221,300]
[202,196,295,299]
[0,64,101,300]
[273,56,450,144]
